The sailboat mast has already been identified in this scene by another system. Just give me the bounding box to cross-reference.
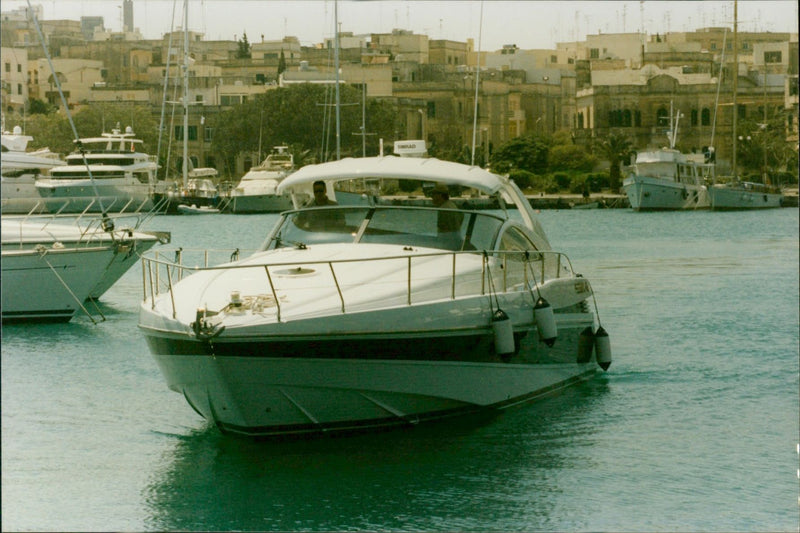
[334,0,341,160]
[732,0,738,178]
[710,28,727,152]
[669,101,674,148]
[762,64,768,183]
[182,0,189,188]
[470,0,484,166]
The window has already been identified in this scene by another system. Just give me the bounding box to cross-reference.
[590,48,599,59]
[17,64,21,72]
[174,125,183,140]
[701,108,711,126]
[499,226,537,253]
[656,108,670,126]
[187,125,197,141]
[691,109,699,126]
[764,51,782,63]
[204,126,213,141]
[4,62,10,72]
[426,101,435,118]
[220,95,242,105]
[622,109,632,127]
[17,83,22,94]
[195,94,203,102]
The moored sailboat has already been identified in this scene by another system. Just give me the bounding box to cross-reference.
[706,0,784,210]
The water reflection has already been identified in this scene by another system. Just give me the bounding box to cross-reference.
[143,380,608,531]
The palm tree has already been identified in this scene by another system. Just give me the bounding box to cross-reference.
[595,132,634,193]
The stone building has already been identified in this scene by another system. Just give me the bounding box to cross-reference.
[1,2,796,179]
[1,46,28,114]
[32,57,104,109]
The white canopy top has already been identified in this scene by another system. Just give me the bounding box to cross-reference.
[278,156,508,195]
[277,155,549,249]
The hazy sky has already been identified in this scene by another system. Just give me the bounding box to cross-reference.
[6,1,799,50]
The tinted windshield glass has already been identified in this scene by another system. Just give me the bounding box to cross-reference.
[269,207,369,248]
[266,206,505,252]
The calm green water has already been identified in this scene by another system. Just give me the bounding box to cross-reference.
[2,208,798,532]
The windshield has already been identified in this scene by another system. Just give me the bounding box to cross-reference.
[264,206,507,252]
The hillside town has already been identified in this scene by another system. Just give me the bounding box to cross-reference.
[1,1,798,182]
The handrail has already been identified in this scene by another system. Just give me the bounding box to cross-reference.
[140,247,576,323]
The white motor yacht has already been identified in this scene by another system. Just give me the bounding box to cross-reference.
[1,126,64,214]
[228,146,299,213]
[34,126,157,214]
[622,107,713,211]
[138,156,611,437]
[2,215,169,322]
[622,148,713,211]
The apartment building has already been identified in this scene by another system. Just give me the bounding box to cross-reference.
[1,46,28,114]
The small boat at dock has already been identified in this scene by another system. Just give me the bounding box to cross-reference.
[176,203,220,215]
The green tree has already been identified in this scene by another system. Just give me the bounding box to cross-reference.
[594,131,634,192]
[28,98,56,115]
[736,109,796,183]
[489,134,549,174]
[277,50,287,76]
[13,112,71,154]
[236,32,251,59]
[548,144,596,172]
[21,103,161,157]
[210,84,399,170]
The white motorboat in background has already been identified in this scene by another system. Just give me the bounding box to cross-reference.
[622,107,713,211]
[227,146,299,213]
[2,215,169,322]
[1,125,64,214]
[176,203,220,215]
[138,156,611,438]
[165,167,223,212]
[34,125,157,214]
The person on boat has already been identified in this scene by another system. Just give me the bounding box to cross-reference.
[297,180,345,230]
[431,183,464,249]
[307,180,338,208]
